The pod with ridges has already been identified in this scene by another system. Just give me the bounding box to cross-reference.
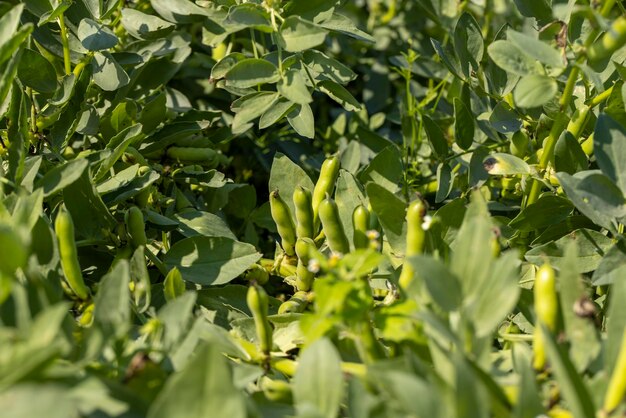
[295,238,315,291]
[312,155,340,229]
[55,207,90,300]
[247,284,273,355]
[318,197,350,254]
[398,199,427,291]
[533,262,558,371]
[270,190,297,257]
[293,186,315,239]
[125,206,148,249]
[352,205,370,249]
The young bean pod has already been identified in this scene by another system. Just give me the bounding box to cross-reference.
[278,291,309,314]
[125,206,147,249]
[55,208,90,300]
[247,284,273,355]
[532,262,558,371]
[604,330,626,412]
[269,190,297,257]
[398,199,427,291]
[352,205,370,250]
[318,197,350,254]
[293,186,315,239]
[295,238,315,291]
[244,263,270,285]
[587,16,626,63]
[312,155,340,228]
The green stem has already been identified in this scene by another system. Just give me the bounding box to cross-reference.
[145,247,168,277]
[58,13,72,75]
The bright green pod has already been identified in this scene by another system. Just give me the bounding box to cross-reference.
[125,206,148,249]
[604,330,626,412]
[566,105,590,140]
[293,186,315,239]
[587,16,626,63]
[261,377,293,403]
[312,155,340,228]
[398,200,427,291]
[244,263,270,285]
[581,133,594,156]
[352,205,370,250]
[510,130,529,158]
[55,208,90,300]
[247,284,273,355]
[295,238,315,291]
[532,262,558,371]
[270,190,297,257]
[318,198,350,254]
[278,291,309,314]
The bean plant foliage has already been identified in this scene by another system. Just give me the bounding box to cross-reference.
[2,0,626,416]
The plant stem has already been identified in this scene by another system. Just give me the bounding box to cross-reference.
[58,13,72,75]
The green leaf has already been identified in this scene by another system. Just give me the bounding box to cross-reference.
[557,171,626,234]
[17,48,57,93]
[436,162,454,203]
[164,236,261,286]
[359,145,403,193]
[279,16,328,52]
[287,103,315,138]
[283,0,336,23]
[483,153,531,175]
[164,267,186,302]
[78,18,118,51]
[35,158,89,197]
[148,343,247,418]
[319,13,375,43]
[555,131,588,175]
[302,50,356,84]
[259,98,294,129]
[231,92,280,134]
[92,51,130,91]
[594,113,626,194]
[278,70,313,105]
[121,8,175,40]
[224,58,280,88]
[508,196,573,232]
[226,3,272,32]
[94,260,131,340]
[176,210,237,240]
[488,40,537,76]
[453,97,474,150]
[541,325,596,418]
[268,152,315,217]
[506,29,564,71]
[317,80,361,111]
[558,242,601,372]
[525,229,613,274]
[408,255,462,311]
[293,338,344,418]
[514,74,557,108]
[512,0,552,23]
[366,182,406,254]
[592,237,626,285]
[489,102,522,133]
[422,115,448,159]
[150,0,214,24]
[454,12,484,77]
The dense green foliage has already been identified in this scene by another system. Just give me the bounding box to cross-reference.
[2,0,626,417]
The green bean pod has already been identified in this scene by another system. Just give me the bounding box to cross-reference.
[247,284,273,355]
[55,208,90,300]
[566,105,590,140]
[295,238,315,291]
[318,197,350,254]
[510,130,529,158]
[352,205,370,250]
[604,330,626,412]
[312,155,340,228]
[278,291,309,314]
[125,206,147,249]
[398,200,427,291]
[270,190,297,257]
[532,262,558,371]
[587,16,626,63]
[293,186,315,239]
[244,263,269,285]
